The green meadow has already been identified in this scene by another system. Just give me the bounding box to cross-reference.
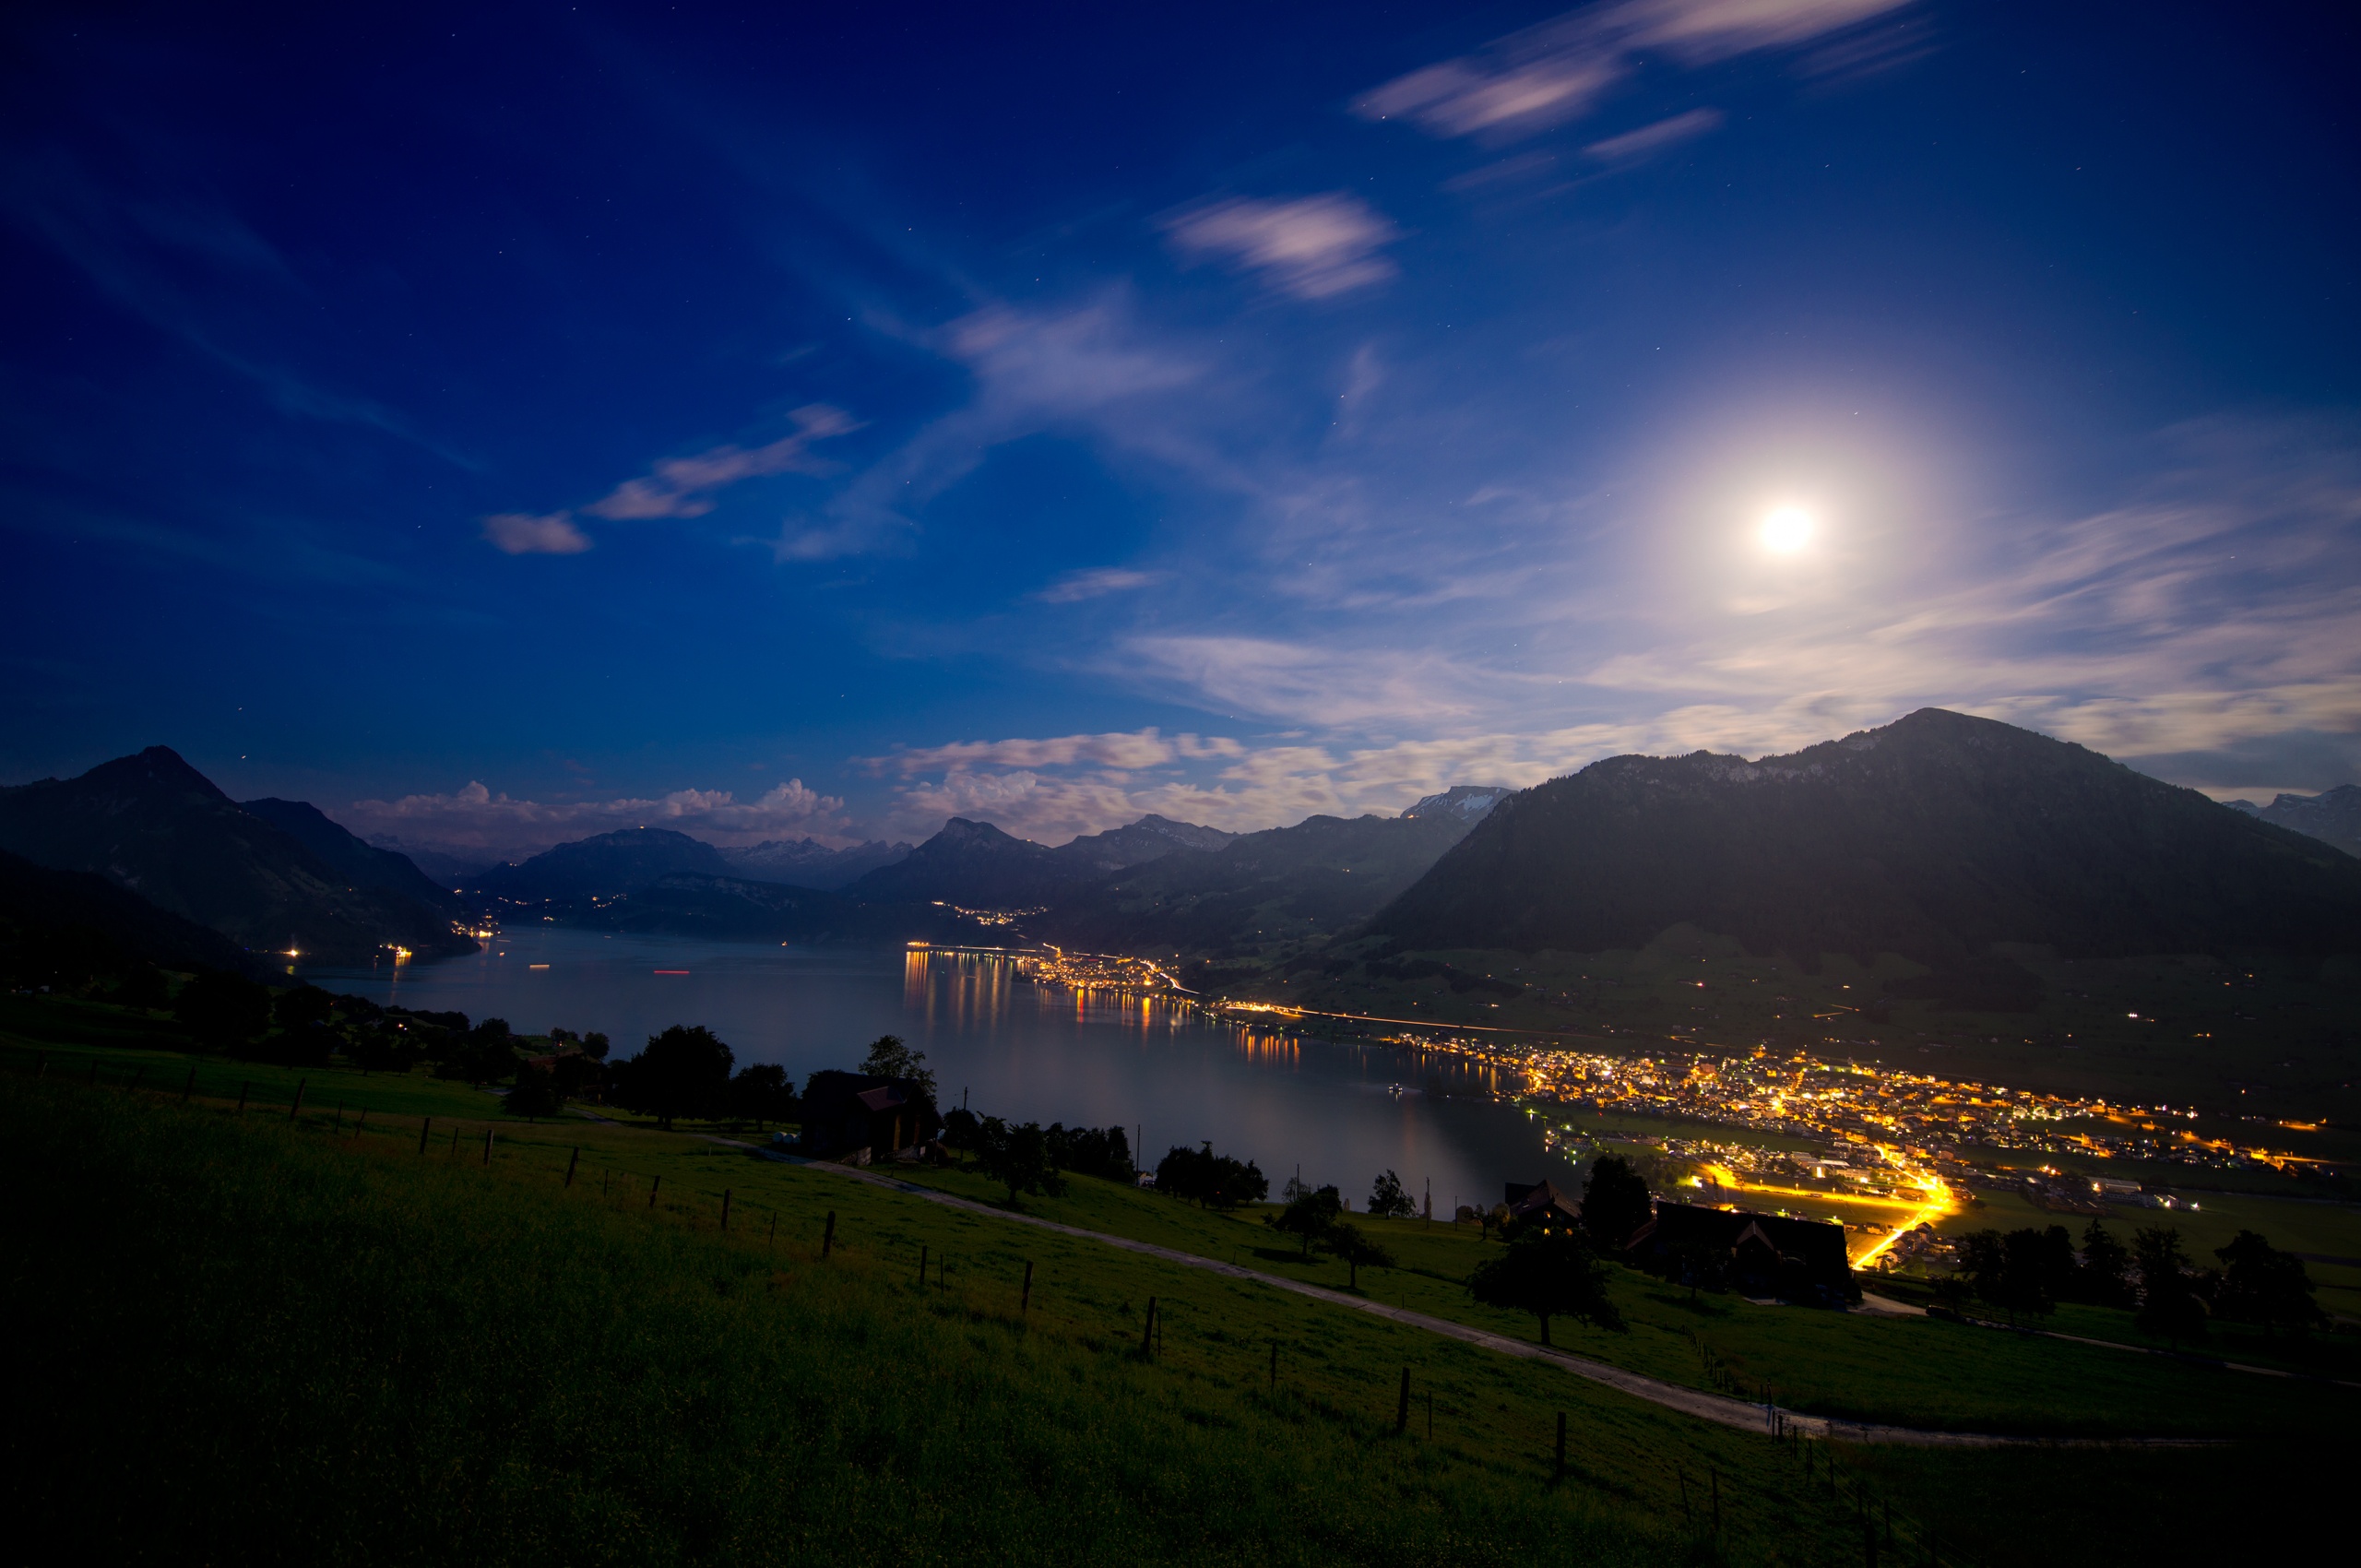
[6,1010,2358,1564]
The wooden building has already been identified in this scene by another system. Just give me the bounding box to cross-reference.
[1625,1202,1857,1307]
[799,1070,942,1164]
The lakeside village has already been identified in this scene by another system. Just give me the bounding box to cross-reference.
[929,940,2321,1272]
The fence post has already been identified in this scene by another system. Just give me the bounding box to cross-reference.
[1022,1260,1035,1313]
[419,1116,432,1155]
[290,1081,305,1121]
[919,1245,929,1287]
[182,1064,195,1101]
[767,1212,777,1247]
[482,1128,493,1165]
[721,1189,731,1231]
[565,1147,579,1187]
[235,1082,248,1116]
[356,1109,367,1136]
[647,1174,660,1209]
[1141,1297,1157,1357]
[1394,1367,1410,1434]
[332,1102,343,1132]
[1555,1412,1567,1479]
[822,1210,836,1257]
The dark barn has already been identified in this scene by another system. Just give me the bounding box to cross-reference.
[799,1071,942,1164]
[1627,1203,1857,1307]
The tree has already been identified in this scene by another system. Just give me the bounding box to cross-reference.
[1044,1123,1134,1181]
[273,985,336,1030]
[1579,1156,1654,1252]
[580,1031,611,1061]
[1321,1219,1395,1289]
[2213,1230,2322,1337]
[2074,1221,2137,1308]
[942,1106,980,1158]
[610,1024,735,1130]
[973,1117,1065,1206]
[1466,1228,1625,1345]
[859,1034,936,1100]
[506,1064,561,1119]
[173,969,273,1051]
[727,1063,798,1129]
[2133,1226,2207,1346]
[1478,1203,1512,1242]
[1154,1143,1268,1208]
[1267,1184,1344,1258]
[1368,1170,1417,1218]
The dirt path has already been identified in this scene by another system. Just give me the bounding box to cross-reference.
[734,1143,2225,1449]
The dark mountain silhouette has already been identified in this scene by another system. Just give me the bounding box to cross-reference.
[563,873,969,944]
[1369,709,2361,968]
[0,849,268,982]
[2227,785,2361,859]
[1036,789,1505,954]
[0,747,472,963]
[471,827,732,902]
[240,798,461,916]
[841,817,1077,908]
[721,836,913,890]
[1051,814,1236,874]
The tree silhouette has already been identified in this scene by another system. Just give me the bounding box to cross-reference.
[1579,1156,1653,1251]
[974,1117,1065,1206]
[1321,1219,1394,1289]
[1267,1184,1343,1258]
[1467,1228,1624,1345]
[172,969,272,1051]
[859,1034,936,1100]
[611,1024,735,1130]
[2133,1226,2206,1346]
[1367,1169,1416,1218]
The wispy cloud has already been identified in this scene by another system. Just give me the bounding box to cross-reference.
[1585,107,1725,162]
[481,511,593,555]
[582,404,858,520]
[1034,567,1158,602]
[1160,195,1401,300]
[866,728,1240,777]
[340,777,847,855]
[1354,0,1911,143]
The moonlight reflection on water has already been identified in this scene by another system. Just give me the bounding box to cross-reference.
[307,928,1558,1211]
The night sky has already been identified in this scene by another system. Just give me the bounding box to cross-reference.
[4,1,2355,859]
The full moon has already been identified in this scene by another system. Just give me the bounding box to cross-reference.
[1759,505,1815,552]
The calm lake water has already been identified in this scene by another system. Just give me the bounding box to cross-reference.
[305,928,1572,1213]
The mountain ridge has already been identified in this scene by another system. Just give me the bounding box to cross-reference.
[1367,708,2361,967]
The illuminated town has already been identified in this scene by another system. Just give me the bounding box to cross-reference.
[928,940,2325,1268]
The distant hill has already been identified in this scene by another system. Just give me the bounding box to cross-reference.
[562,873,969,945]
[1051,814,1236,875]
[240,798,462,917]
[842,818,1080,908]
[0,849,268,982]
[2227,786,2361,859]
[1369,709,2361,968]
[721,837,913,891]
[1036,789,1505,955]
[471,827,732,902]
[0,748,473,963]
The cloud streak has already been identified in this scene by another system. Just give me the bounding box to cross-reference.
[341,778,846,856]
[1354,0,1910,142]
[1160,194,1401,299]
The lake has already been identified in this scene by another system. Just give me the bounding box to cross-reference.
[304,927,1572,1214]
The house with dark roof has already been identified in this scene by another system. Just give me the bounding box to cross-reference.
[1502,1180,1583,1229]
[1626,1202,1856,1307]
[799,1070,941,1164]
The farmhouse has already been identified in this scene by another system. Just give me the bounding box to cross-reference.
[799,1071,942,1165]
[1626,1202,1857,1307]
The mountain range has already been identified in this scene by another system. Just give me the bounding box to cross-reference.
[11,719,2356,986]
[0,748,475,965]
[1368,709,2361,968]
[2228,785,2361,860]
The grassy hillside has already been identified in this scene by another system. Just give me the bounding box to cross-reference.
[7,1016,2357,1563]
